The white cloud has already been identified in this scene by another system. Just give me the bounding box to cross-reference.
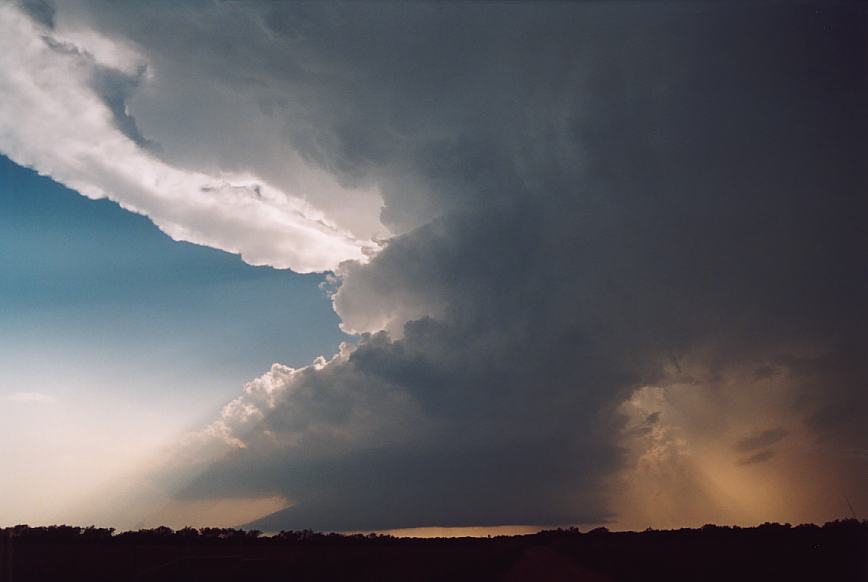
[0,3,381,273]
[7,391,56,403]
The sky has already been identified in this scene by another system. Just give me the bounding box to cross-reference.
[0,153,348,525]
[0,0,865,533]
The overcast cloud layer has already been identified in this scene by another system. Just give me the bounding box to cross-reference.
[3,1,866,531]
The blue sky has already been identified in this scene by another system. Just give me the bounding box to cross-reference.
[1,153,347,400]
[0,154,348,524]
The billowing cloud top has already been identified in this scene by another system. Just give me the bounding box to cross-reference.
[1,1,384,272]
[3,0,866,531]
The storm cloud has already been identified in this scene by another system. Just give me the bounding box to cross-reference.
[735,429,788,454]
[3,1,866,530]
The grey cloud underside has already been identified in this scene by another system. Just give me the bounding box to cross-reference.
[735,428,788,454]
[733,427,787,467]
[48,2,867,529]
[737,451,776,467]
[91,66,159,150]
[28,10,156,149]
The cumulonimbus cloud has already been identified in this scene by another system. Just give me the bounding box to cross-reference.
[0,2,380,272]
[3,1,866,531]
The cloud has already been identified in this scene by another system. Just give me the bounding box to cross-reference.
[734,428,788,453]
[3,1,866,531]
[0,2,380,272]
[179,326,621,530]
[737,451,775,466]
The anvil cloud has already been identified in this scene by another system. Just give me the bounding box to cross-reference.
[2,0,866,531]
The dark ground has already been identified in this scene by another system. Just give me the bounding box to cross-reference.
[0,520,865,581]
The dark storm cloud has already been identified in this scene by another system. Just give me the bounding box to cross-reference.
[38,2,867,529]
[736,450,776,467]
[735,428,788,453]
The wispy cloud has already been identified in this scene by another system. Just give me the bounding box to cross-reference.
[7,391,57,404]
[737,450,776,466]
[734,428,788,453]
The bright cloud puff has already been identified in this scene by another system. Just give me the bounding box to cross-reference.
[0,2,379,272]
